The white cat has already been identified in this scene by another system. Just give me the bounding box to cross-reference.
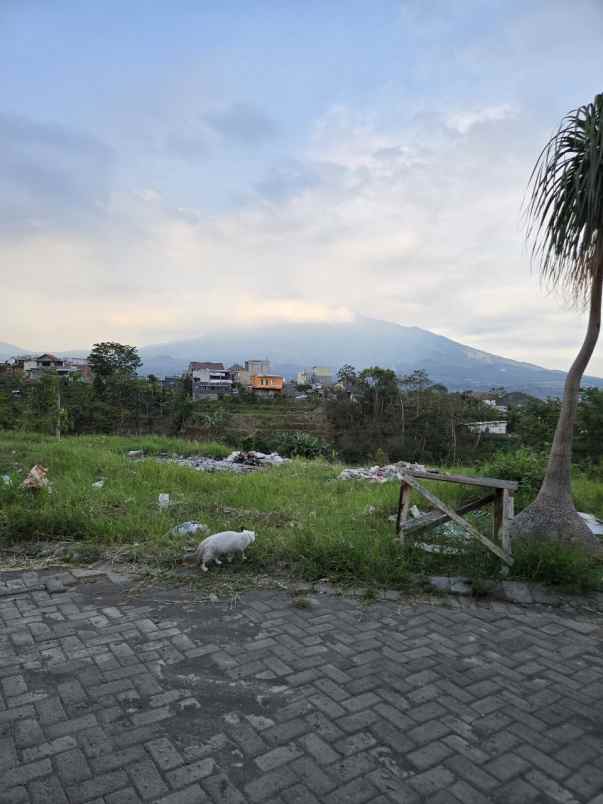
[196,530,256,572]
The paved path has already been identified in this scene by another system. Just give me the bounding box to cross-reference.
[1,570,603,804]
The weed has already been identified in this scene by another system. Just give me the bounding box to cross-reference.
[1,432,601,593]
[291,595,312,608]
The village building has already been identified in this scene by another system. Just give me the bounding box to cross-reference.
[9,354,92,382]
[249,374,284,398]
[466,420,508,435]
[188,362,234,401]
[311,366,333,385]
[227,364,245,385]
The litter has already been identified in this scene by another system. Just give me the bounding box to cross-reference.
[2,474,11,486]
[92,479,105,489]
[579,512,603,537]
[22,465,49,492]
[158,493,171,510]
[338,461,428,483]
[170,521,210,537]
[127,450,144,460]
[156,450,288,474]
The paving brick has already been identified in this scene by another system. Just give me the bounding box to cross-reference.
[156,785,207,804]
[484,752,530,782]
[244,766,298,802]
[290,756,337,796]
[3,758,52,788]
[145,737,183,770]
[29,776,69,804]
[408,765,456,797]
[105,789,142,804]
[0,788,29,804]
[407,740,453,770]
[255,744,302,772]
[203,772,245,804]
[298,732,340,765]
[166,759,215,789]
[55,747,92,783]
[69,770,129,801]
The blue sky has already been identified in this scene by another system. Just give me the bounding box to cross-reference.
[2,1,603,373]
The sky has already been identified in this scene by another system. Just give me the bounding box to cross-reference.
[2,0,603,374]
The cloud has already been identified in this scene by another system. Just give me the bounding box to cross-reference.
[0,112,115,237]
[447,104,517,134]
[5,96,599,375]
[203,102,277,146]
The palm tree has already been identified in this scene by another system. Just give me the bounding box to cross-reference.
[510,94,603,549]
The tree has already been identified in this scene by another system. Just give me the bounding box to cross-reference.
[88,342,142,381]
[336,364,357,385]
[510,94,603,549]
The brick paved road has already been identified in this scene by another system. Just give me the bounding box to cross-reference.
[1,570,602,803]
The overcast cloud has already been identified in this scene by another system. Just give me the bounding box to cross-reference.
[1,0,603,374]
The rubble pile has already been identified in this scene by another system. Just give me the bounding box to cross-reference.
[156,450,288,474]
[338,461,428,483]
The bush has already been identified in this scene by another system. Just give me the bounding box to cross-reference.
[511,541,602,594]
[241,431,332,459]
[480,447,547,510]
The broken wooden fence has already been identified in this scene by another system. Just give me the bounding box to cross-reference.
[395,470,518,567]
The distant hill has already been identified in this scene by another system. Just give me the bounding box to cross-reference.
[0,342,32,362]
[136,316,603,399]
[4,317,602,398]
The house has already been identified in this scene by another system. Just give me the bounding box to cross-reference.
[238,358,272,387]
[466,420,508,435]
[161,376,181,390]
[246,358,271,375]
[250,374,284,398]
[296,371,311,386]
[311,366,333,385]
[482,399,509,415]
[228,364,245,385]
[188,362,233,401]
[14,354,91,382]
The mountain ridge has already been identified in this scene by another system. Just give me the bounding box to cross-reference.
[3,317,602,398]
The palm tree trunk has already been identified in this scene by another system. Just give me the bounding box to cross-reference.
[511,258,602,548]
[538,260,603,505]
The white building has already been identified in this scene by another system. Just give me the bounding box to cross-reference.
[466,420,508,435]
[189,362,233,400]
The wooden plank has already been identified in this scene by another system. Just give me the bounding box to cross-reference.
[408,469,518,492]
[399,493,496,535]
[499,489,514,561]
[396,482,412,546]
[400,473,513,565]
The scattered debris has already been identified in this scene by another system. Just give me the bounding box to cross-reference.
[22,465,49,492]
[170,521,210,537]
[127,450,144,460]
[579,512,603,537]
[338,461,428,483]
[92,479,105,489]
[158,493,171,510]
[156,450,288,474]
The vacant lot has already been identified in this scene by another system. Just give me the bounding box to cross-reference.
[1,432,601,591]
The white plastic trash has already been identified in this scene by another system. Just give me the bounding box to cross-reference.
[158,493,170,510]
[170,521,209,537]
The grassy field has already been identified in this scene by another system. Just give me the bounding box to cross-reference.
[0,432,601,592]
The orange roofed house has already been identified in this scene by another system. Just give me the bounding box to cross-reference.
[250,374,284,398]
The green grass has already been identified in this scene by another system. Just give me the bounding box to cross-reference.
[0,431,601,593]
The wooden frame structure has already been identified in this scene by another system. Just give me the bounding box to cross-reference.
[395,470,517,567]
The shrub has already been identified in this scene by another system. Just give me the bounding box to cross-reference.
[480,447,547,510]
[240,431,331,459]
[511,541,602,594]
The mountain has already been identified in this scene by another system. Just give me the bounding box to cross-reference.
[137,316,603,398]
[0,342,32,362]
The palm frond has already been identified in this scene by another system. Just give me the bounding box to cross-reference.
[526,94,603,303]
